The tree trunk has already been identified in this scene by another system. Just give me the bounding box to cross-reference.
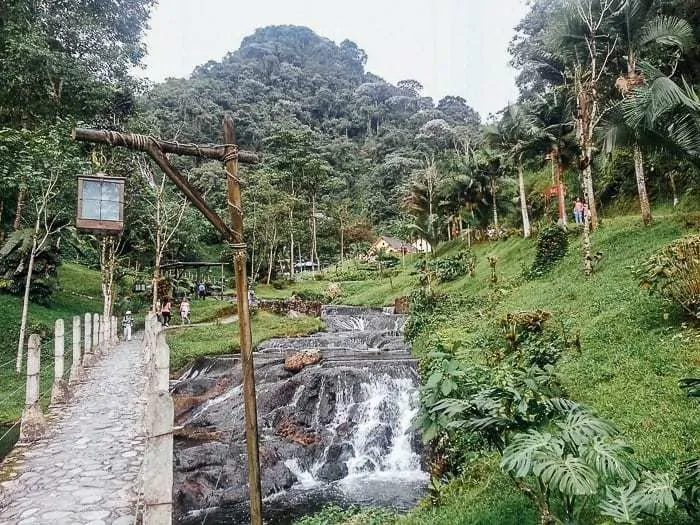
[0,199,4,244]
[491,176,499,229]
[311,194,319,271]
[582,207,593,277]
[339,217,344,266]
[13,182,26,230]
[555,155,567,227]
[581,150,598,229]
[633,143,652,225]
[668,170,679,206]
[518,163,531,238]
[100,238,117,322]
[16,219,39,373]
[289,208,295,278]
[266,226,277,285]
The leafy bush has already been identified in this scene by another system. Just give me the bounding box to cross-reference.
[294,290,326,303]
[636,234,700,318]
[270,279,294,290]
[529,225,568,278]
[415,250,476,285]
[0,228,61,305]
[294,505,396,525]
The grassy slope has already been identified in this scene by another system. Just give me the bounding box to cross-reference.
[166,310,325,371]
[392,215,700,525]
[0,263,103,422]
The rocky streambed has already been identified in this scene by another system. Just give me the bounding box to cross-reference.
[172,305,427,524]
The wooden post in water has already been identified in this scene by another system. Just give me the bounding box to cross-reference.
[70,315,83,384]
[20,335,45,442]
[223,114,263,525]
[51,319,69,405]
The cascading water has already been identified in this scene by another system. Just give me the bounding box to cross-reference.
[173,305,427,524]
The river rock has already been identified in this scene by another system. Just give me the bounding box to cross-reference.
[284,350,322,372]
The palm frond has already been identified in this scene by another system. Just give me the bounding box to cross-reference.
[638,16,694,51]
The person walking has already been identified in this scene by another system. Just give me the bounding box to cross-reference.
[197,282,206,300]
[161,297,172,327]
[122,311,134,341]
[180,296,191,325]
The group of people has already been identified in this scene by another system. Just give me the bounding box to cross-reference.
[158,296,191,327]
[572,198,589,225]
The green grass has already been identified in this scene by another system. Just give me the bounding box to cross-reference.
[388,215,700,525]
[166,309,325,371]
[0,262,103,423]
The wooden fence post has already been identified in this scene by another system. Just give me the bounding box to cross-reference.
[69,315,83,384]
[92,313,100,353]
[20,335,46,442]
[111,316,118,345]
[83,313,93,366]
[143,319,173,524]
[50,319,69,405]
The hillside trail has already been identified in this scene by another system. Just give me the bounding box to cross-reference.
[0,336,147,525]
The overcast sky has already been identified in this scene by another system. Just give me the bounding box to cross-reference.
[141,0,530,119]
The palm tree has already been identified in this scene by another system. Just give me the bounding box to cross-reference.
[622,64,700,160]
[612,0,693,225]
[485,104,542,238]
[532,89,578,227]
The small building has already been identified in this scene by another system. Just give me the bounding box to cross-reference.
[368,236,417,256]
[294,260,320,273]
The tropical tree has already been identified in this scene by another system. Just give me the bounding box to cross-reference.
[611,0,693,224]
[485,104,542,237]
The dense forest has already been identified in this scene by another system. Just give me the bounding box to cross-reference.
[2,0,700,309]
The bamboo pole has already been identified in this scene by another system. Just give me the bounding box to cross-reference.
[223,114,263,524]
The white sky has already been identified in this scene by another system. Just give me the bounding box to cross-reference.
[140,0,529,119]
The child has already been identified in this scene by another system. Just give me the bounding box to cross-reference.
[180,296,191,325]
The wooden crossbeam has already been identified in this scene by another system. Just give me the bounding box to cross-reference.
[72,128,260,164]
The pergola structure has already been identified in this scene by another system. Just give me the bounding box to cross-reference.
[160,261,227,299]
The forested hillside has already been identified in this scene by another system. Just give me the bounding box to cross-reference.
[139,24,483,273]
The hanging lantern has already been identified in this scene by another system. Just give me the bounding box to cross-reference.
[76,173,126,234]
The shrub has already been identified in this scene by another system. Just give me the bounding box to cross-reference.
[529,225,568,278]
[635,234,700,318]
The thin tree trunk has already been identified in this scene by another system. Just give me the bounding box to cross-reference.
[339,217,344,266]
[581,151,598,229]
[289,208,295,278]
[16,220,39,373]
[311,194,319,270]
[491,176,499,230]
[668,170,679,206]
[0,199,4,244]
[633,143,652,225]
[582,207,593,277]
[555,155,567,227]
[518,163,531,238]
[266,226,277,285]
[13,182,26,230]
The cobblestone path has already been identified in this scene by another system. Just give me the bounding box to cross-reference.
[0,335,147,525]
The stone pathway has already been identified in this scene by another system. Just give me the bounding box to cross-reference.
[0,335,147,525]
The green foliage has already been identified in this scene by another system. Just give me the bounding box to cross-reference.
[420,250,477,284]
[529,225,569,278]
[0,228,60,305]
[293,505,396,525]
[636,234,700,318]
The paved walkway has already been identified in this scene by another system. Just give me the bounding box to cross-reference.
[0,335,147,525]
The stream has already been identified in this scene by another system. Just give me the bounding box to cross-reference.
[173,305,427,524]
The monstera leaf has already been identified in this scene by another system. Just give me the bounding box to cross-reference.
[532,454,599,496]
[501,430,563,478]
[581,437,638,480]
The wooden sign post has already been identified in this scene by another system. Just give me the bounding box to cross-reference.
[72,115,264,525]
